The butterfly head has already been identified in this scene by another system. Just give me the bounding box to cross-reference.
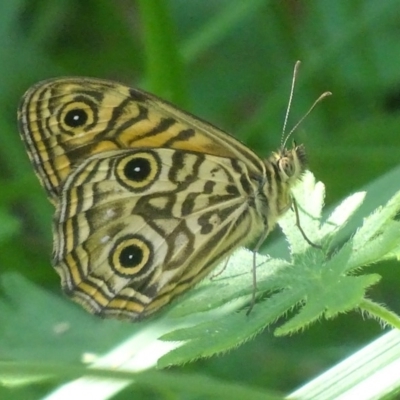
[269,142,306,185]
[258,142,306,220]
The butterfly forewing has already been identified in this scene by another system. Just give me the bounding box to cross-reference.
[18,78,265,202]
[18,77,307,320]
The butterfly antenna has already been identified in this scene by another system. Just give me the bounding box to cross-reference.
[281,90,332,149]
[281,60,301,149]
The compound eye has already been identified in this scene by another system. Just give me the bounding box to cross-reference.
[279,157,294,178]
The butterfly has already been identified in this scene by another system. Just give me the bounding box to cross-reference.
[17,71,311,321]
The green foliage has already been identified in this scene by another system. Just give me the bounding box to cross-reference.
[159,173,400,365]
[1,0,400,399]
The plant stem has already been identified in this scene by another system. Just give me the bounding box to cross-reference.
[359,298,400,329]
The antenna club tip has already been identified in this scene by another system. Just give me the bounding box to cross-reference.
[317,91,332,102]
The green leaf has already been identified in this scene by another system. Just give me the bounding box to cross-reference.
[160,172,400,363]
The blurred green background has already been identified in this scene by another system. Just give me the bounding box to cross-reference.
[1,0,400,398]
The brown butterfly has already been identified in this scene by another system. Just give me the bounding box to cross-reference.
[18,68,316,320]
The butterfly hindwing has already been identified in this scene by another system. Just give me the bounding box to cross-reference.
[52,148,264,319]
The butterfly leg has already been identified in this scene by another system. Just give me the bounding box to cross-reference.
[209,256,231,280]
[292,197,321,249]
[246,229,270,316]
